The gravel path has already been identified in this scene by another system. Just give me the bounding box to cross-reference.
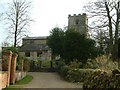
[23,72,82,88]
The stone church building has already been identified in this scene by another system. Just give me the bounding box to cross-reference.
[19,36,51,61]
[68,13,88,36]
[19,13,88,60]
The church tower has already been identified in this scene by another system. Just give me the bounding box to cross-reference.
[68,13,88,36]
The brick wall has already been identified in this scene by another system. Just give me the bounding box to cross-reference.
[0,71,8,89]
[0,71,27,89]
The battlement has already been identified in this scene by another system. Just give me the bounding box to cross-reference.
[68,13,86,17]
[68,13,88,37]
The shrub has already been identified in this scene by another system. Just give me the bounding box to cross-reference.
[84,55,119,72]
[83,70,120,89]
[69,60,82,68]
[66,69,100,82]
[57,60,101,82]
[58,65,69,80]
[23,58,30,71]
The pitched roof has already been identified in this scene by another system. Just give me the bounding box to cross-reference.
[23,36,48,40]
[19,44,50,52]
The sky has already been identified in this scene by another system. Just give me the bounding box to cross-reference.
[0,0,91,46]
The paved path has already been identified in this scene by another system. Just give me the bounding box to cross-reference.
[23,72,82,88]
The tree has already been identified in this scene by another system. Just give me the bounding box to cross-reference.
[47,27,65,60]
[5,0,32,47]
[94,29,109,54]
[118,38,120,58]
[63,29,97,64]
[83,0,120,59]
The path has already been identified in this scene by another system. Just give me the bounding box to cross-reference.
[23,72,82,88]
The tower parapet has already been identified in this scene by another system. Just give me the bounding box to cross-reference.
[68,13,88,37]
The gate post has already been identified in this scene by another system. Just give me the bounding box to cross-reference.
[2,51,12,86]
[10,54,18,84]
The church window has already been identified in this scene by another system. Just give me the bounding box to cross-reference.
[75,19,79,25]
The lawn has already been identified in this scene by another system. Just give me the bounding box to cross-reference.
[16,75,33,84]
[2,75,33,90]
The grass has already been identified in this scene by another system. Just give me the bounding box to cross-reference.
[3,85,21,90]
[2,75,33,90]
[16,75,33,84]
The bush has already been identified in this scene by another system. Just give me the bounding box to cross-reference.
[66,69,100,82]
[23,58,30,71]
[58,65,69,80]
[56,60,101,82]
[69,60,82,68]
[84,55,119,72]
[83,70,120,89]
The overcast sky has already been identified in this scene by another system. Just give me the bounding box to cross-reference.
[0,0,92,46]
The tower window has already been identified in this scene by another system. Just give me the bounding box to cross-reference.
[75,19,79,25]
[25,52,30,57]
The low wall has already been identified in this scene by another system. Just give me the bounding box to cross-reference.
[0,71,27,89]
[15,71,27,82]
[0,71,8,89]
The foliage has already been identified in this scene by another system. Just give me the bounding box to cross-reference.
[84,55,119,72]
[83,70,120,89]
[56,59,68,79]
[47,27,65,57]
[66,69,100,82]
[16,56,23,71]
[2,47,19,54]
[118,38,120,58]
[42,60,51,68]
[47,28,100,64]
[23,58,30,71]
[63,29,97,64]
[58,65,69,80]
[69,60,82,68]
[83,0,120,59]
[56,60,100,82]
[2,48,18,71]
[2,47,24,71]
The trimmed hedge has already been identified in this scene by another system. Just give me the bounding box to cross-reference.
[66,69,100,82]
[57,62,100,82]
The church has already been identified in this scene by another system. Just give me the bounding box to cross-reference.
[19,13,88,60]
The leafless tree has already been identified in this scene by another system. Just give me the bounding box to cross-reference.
[5,0,32,47]
[83,0,120,59]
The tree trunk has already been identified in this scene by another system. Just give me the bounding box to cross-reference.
[105,2,113,57]
[14,9,19,47]
[114,2,120,59]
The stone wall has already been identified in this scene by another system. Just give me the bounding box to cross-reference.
[15,71,27,81]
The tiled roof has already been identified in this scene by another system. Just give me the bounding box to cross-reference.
[23,36,48,40]
[19,44,50,51]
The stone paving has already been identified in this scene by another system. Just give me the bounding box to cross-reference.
[23,72,82,88]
